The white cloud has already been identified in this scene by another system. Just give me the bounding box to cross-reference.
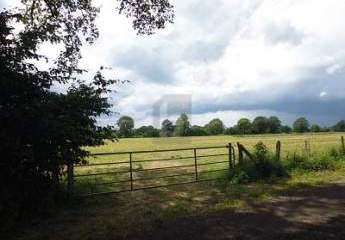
[320,91,327,98]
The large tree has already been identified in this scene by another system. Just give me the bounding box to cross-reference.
[174,113,191,136]
[267,116,282,133]
[0,0,174,223]
[252,116,269,134]
[334,120,345,132]
[205,118,225,135]
[161,119,174,137]
[310,124,321,133]
[117,116,135,137]
[293,117,310,133]
[237,118,252,134]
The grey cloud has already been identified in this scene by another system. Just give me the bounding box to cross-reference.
[190,65,345,125]
[113,47,176,83]
[111,0,260,82]
[265,23,304,45]
[182,41,227,63]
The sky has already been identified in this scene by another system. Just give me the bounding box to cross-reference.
[2,0,345,128]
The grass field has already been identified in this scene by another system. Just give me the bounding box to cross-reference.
[73,133,345,196]
[87,132,344,154]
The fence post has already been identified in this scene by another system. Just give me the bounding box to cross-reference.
[232,146,236,167]
[304,140,310,158]
[129,152,133,191]
[276,140,281,161]
[237,142,243,164]
[341,136,345,155]
[67,156,74,197]
[228,143,233,169]
[193,148,198,181]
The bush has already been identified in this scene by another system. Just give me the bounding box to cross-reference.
[229,142,288,183]
[284,149,341,172]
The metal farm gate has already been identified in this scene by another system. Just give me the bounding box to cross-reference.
[68,144,236,197]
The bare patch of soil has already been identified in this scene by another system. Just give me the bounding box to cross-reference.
[128,183,345,240]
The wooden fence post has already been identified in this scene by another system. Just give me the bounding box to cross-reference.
[341,136,345,155]
[129,152,133,191]
[193,148,198,181]
[232,146,236,167]
[228,143,233,169]
[276,140,281,161]
[237,142,243,164]
[304,140,310,158]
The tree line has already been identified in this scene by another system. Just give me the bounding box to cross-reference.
[116,114,345,138]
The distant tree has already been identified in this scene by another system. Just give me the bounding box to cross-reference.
[161,119,174,137]
[310,124,321,133]
[224,128,232,135]
[190,125,208,136]
[334,120,345,132]
[267,116,282,133]
[117,116,134,137]
[252,116,269,134]
[237,118,252,134]
[225,126,240,135]
[321,127,331,132]
[174,113,191,136]
[293,117,310,133]
[135,126,159,138]
[205,118,225,135]
[281,125,292,134]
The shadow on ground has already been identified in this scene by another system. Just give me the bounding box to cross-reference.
[128,183,345,240]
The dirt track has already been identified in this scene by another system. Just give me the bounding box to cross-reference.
[129,183,345,240]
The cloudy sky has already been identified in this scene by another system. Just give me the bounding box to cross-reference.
[2,0,345,127]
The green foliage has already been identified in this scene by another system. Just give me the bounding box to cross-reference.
[242,116,282,134]
[117,116,135,138]
[267,116,282,133]
[134,125,159,138]
[229,142,288,183]
[190,125,208,136]
[252,116,269,134]
[174,113,191,136]
[229,140,344,185]
[334,120,345,132]
[321,127,331,132]
[281,125,292,133]
[237,118,252,134]
[285,146,345,172]
[293,117,310,133]
[310,124,321,133]
[205,118,225,135]
[161,119,174,137]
